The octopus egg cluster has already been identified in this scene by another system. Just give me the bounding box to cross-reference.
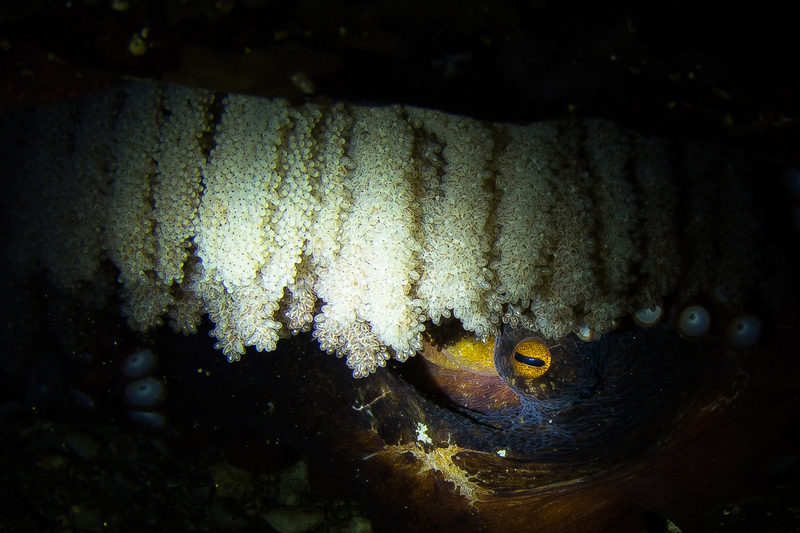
[2,81,790,377]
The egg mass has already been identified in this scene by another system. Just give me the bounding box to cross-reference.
[1,80,793,379]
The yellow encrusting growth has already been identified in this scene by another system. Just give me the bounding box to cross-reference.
[384,440,489,507]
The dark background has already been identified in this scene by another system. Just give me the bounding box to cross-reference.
[2,0,799,162]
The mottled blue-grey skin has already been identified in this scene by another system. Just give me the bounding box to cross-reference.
[227,317,770,532]
[485,324,734,461]
[247,321,736,485]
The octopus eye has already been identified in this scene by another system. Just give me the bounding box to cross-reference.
[512,339,551,379]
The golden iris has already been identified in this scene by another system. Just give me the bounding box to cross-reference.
[512,339,551,379]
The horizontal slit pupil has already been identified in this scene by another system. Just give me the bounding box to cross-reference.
[514,352,545,367]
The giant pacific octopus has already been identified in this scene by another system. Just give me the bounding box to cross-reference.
[3,3,800,531]
[232,302,799,533]
[225,156,800,531]
[2,83,800,533]
[210,156,800,532]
